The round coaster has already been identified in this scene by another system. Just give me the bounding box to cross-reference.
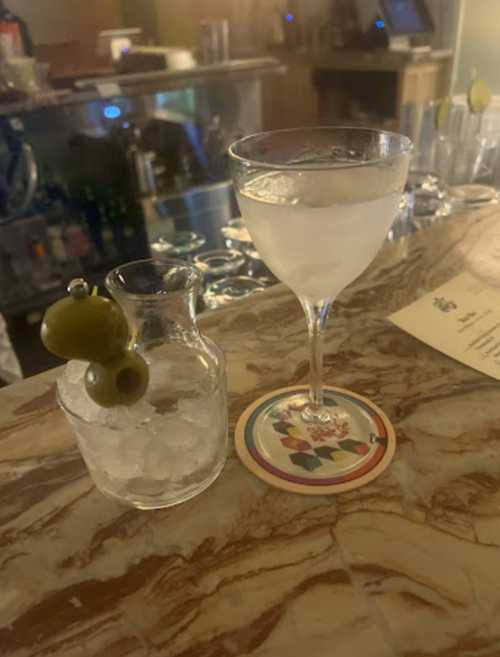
[235,386,396,495]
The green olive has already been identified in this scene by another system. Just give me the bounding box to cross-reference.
[468,78,492,114]
[85,351,149,407]
[41,281,129,363]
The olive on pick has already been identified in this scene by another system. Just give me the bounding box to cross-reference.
[41,279,129,363]
[85,351,150,408]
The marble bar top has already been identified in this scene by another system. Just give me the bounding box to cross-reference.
[3,205,500,656]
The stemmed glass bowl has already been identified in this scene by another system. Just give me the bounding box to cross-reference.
[229,127,411,492]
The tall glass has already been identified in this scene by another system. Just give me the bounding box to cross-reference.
[229,128,411,486]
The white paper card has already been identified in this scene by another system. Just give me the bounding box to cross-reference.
[389,271,500,380]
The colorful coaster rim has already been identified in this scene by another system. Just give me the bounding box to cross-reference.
[234,385,396,495]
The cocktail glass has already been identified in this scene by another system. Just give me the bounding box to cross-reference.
[229,127,411,489]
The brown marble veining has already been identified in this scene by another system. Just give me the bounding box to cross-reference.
[3,206,500,656]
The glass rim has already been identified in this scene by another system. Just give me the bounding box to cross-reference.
[194,248,245,263]
[105,257,203,301]
[153,231,207,249]
[205,275,266,293]
[57,384,111,426]
[228,126,413,171]
[57,385,98,425]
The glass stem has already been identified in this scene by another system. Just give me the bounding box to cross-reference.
[301,299,332,424]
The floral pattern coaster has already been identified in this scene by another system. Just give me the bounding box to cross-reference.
[235,386,396,495]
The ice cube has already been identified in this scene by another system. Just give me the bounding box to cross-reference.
[65,360,87,385]
[177,396,213,428]
[144,412,223,480]
[59,359,223,486]
[94,398,155,429]
[142,434,174,480]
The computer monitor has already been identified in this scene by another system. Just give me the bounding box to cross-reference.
[380,0,434,37]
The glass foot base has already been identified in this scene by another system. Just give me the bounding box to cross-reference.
[301,403,332,425]
[235,386,396,495]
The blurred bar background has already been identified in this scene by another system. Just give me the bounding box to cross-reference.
[0,0,497,380]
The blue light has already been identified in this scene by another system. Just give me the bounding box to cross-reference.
[375,19,385,29]
[103,104,122,120]
[285,12,295,22]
